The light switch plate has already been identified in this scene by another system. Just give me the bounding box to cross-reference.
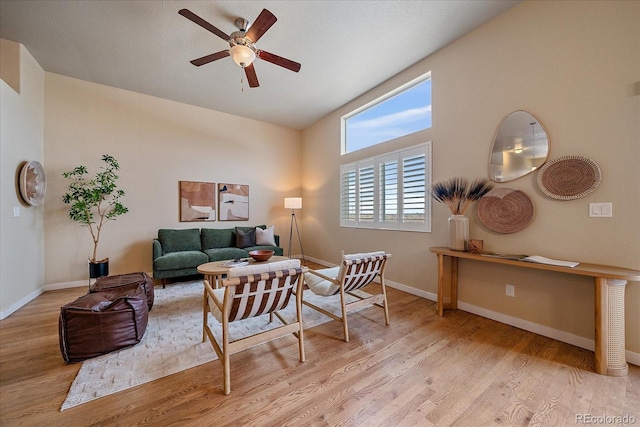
[13,207,20,217]
[589,203,612,217]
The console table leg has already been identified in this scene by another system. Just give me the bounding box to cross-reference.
[450,258,458,311]
[436,254,458,316]
[437,254,445,316]
[594,277,628,376]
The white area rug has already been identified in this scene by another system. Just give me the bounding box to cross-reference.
[61,280,348,410]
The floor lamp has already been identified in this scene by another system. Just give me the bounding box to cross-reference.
[284,197,305,263]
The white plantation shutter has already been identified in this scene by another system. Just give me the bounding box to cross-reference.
[379,158,398,226]
[358,162,375,225]
[340,142,431,232]
[402,148,428,230]
[340,165,357,226]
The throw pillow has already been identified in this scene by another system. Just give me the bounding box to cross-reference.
[235,227,256,248]
[255,225,276,246]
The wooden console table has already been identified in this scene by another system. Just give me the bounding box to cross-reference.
[429,246,640,377]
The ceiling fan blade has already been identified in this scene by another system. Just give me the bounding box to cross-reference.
[179,9,229,41]
[190,50,230,66]
[245,9,277,43]
[257,50,301,73]
[244,64,259,88]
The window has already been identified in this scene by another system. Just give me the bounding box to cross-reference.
[340,143,431,232]
[342,73,432,154]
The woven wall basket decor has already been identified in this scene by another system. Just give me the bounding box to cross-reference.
[477,188,535,234]
[19,160,47,206]
[537,155,601,200]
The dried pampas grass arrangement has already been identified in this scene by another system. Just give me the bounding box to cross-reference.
[431,177,494,215]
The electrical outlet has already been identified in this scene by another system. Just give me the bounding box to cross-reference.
[505,284,515,297]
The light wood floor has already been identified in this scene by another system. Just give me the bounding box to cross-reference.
[1,264,638,426]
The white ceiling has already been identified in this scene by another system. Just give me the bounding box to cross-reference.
[0,1,520,130]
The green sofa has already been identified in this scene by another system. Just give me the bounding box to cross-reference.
[152,225,283,282]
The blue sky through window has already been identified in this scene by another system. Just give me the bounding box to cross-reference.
[345,78,431,153]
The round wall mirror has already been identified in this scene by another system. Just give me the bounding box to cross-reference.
[489,111,550,182]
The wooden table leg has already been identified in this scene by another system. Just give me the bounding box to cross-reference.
[437,254,459,316]
[437,254,445,316]
[594,277,628,376]
[450,257,458,311]
[203,273,222,289]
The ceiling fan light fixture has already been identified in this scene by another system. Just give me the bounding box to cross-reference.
[229,44,256,68]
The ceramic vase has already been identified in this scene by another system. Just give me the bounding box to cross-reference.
[448,215,469,251]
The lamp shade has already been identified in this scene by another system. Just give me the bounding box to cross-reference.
[284,197,302,210]
[229,45,256,68]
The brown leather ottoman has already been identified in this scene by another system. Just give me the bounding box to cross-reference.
[91,272,155,310]
[59,283,149,363]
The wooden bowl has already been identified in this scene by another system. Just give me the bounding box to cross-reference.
[249,250,274,262]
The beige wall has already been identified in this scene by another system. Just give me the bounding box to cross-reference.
[0,40,45,318]
[1,1,638,358]
[43,74,302,285]
[301,1,640,353]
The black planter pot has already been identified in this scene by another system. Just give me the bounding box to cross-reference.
[89,258,109,279]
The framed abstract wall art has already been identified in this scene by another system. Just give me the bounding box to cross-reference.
[218,183,249,221]
[179,181,216,221]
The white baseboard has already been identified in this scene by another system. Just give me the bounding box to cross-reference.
[386,279,436,301]
[0,287,44,320]
[1,279,91,320]
[1,273,147,319]
[628,350,640,367]
[457,301,640,368]
[458,301,594,349]
[44,279,92,291]
[299,254,332,267]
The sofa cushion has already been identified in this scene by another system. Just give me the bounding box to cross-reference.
[158,229,201,254]
[153,250,208,271]
[201,228,235,249]
[236,227,256,248]
[204,247,249,262]
[255,225,277,246]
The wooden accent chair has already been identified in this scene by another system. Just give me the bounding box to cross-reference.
[202,259,307,395]
[301,251,391,342]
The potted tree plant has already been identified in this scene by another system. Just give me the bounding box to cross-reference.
[62,154,129,278]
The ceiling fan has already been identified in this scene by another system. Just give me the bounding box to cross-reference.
[179,8,301,88]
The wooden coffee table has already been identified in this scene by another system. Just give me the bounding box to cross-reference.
[197,255,290,289]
